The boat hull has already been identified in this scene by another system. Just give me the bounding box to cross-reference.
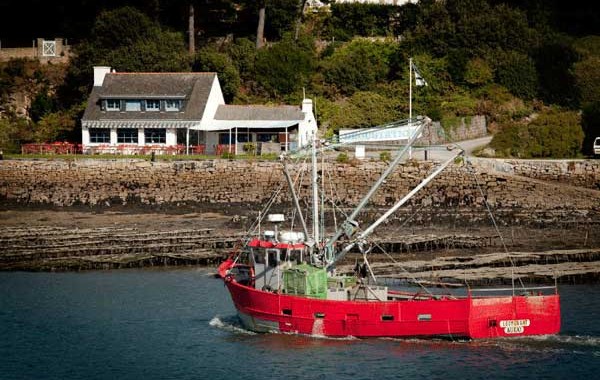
[223,278,561,339]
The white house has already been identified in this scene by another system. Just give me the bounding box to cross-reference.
[81,66,318,155]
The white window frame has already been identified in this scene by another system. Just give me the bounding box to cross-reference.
[165,99,181,112]
[42,40,56,56]
[144,128,166,144]
[106,99,120,111]
[117,128,139,144]
[89,128,111,144]
[146,100,160,112]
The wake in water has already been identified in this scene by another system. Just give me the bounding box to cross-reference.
[208,315,358,341]
[209,316,257,335]
[209,315,600,357]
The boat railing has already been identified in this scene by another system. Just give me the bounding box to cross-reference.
[468,285,558,297]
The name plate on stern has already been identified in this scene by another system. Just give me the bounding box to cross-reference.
[499,319,530,334]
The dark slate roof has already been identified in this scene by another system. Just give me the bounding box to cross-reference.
[214,105,303,121]
[82,72,217,122]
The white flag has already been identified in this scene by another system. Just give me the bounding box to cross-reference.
[412,62,428,87]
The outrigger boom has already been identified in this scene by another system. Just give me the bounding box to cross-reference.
[218,109,560,339]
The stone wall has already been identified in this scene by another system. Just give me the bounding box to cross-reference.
[470,158,600,190]
[1,158,599,224]
[419,115,487,145]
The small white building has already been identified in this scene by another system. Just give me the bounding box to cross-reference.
[332,0,417,5]
[81,66,317,155]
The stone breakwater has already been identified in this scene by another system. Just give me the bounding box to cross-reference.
[470,158,600,190]
[0,158,599,224]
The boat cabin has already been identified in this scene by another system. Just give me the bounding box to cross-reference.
[233,214,387,301]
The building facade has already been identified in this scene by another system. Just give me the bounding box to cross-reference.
[81,66,318,155]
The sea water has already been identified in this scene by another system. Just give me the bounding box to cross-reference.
[0,269,598,380]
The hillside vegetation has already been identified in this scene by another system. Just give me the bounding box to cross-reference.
[0,0,599,158]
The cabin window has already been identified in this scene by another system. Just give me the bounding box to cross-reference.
[282,309,292,316]
[253,253,264,265]
[89,128,110,143]
[146,100,160,111]
[106,99,120,111]
[165,99,182,111]
[289,249,303,264]
[267,249,279,268]
[125,100,142,111]
[144,129,166,144]
[381,315,394,321]
[117,128,138,143]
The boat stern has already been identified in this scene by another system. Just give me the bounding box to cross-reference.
[468,292,561,339]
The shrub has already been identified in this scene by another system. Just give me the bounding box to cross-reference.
[221,152,235,159]
[336,152,349,163]
[379,151,391,162]
[491,108,583,158]
[243,142,257,155]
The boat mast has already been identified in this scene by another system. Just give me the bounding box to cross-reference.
[409,57,413,159]
[282,161,310,241]
[311,132,320,245]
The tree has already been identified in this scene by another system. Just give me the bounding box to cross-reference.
[323,91,402,132]
[493,50,538,100]
[321,39,395,96]
[59,6,190,108]
[581,102,600,156]
[256,2,266,48]
[193,46,241,102]
[463,58,493,87]
[254,33,316,97]
[491,107,583,158]
[535,38,579,107]
[188,3,195,55]
[29,89,55,123]
[224,38,257,81]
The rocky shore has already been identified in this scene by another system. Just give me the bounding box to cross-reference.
[0,157,599,283]
[1,207,599,284]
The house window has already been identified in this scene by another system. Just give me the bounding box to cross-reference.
[145,129,166,144]
[257,133,278,143]
[106,99,120,111]
[89,128,110,143]
[219,133,232,144]
[236,134,250,143]
[125,100,141,111]
[146,100,160,111]
[117,129,138,143]
[165,100,182,111]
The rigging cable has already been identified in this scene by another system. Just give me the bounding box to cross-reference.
[464,156,525,294]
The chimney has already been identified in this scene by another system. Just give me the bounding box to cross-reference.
[302,98,313,114]
[93,66,112,86]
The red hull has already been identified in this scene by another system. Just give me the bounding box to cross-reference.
[220,262,561,339]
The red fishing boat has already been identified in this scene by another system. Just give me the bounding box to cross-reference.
[218,105,560,339]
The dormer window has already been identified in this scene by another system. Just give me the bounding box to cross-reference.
[146,100,160,111]
[165,99,182,111]
[125,100,141,111]
[106,99,120,111]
